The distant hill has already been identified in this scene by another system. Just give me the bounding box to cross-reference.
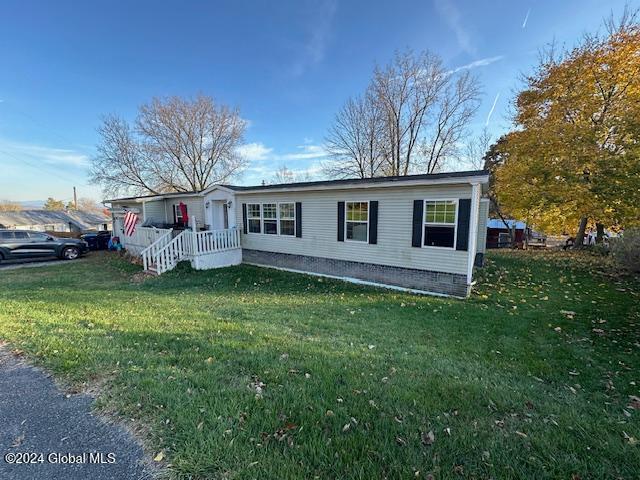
[19,200,46,209]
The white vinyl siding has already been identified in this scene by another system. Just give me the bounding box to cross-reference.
[143,200,165,224]
[168,196,205,229]
[476,199,489,253]
[237,184,474,276]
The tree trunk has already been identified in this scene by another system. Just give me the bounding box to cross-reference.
[596,223,604,244]
[574,217,588,248]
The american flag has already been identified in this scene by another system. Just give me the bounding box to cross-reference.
[123,210,139,236]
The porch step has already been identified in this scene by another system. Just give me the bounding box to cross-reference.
[145,264,159,275]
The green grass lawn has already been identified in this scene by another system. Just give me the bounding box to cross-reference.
[0,251,638,479]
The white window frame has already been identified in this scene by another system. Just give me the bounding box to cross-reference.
[247,202,297,237]
[422,199,458,250]
[173,204,186,224]
[278,202,296,236]
[247,203,262,234]
[344,200,369,243]
[261,202,278,235]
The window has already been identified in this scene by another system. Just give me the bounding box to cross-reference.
[262,203,278,235]
[247,204,261,233]
[498,232,511,248]
[346,202,368,242]
[173,204,188,225]
[423,200,457,248]
[28,232,49,241]
[279,203,295,236]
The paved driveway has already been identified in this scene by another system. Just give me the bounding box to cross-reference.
[0,347,154,480]
[0,257,83,271]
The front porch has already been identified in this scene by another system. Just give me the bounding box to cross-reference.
[116,225,241,275]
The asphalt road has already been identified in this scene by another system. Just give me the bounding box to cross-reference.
[0,257,83,271]
[0,347,154,480]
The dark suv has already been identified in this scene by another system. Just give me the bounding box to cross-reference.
[0,230,89,263]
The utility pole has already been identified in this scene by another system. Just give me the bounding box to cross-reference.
[73,187,77,209]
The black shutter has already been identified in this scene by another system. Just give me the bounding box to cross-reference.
[242,203,247,234]
[172,205,177,224]
[368,201,378,244]
[456,199,471,251]
[295,202,302,238]
[411,200,423,247]
[337,201,345,242]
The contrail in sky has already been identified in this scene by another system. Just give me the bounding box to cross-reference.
[522,8,531,28]
[485,93,500,126]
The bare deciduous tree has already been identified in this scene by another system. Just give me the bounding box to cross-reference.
[91,95,247,197]
[323,90,387,178]
[463,127,492,170]
[324,49,482,178]
[372,50,448,175]
[422,70,482,172]
[271,165,312,184]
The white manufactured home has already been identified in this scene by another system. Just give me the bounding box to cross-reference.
[106,171,490,297]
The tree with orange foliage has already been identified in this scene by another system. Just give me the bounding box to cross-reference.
[495,10,640,245]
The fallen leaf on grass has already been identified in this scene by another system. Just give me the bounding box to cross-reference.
[395,436,407,446]
[421,430,435,445]
[153,451,164,462]
[516,431,528,438]
[623,431,637,446]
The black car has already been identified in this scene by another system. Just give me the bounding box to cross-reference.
[80,231,111,251]
[0,230,89,262]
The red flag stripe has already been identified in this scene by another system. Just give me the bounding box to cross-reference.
[123,211,138,236]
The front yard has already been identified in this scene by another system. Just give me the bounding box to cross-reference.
[0,251,638,479]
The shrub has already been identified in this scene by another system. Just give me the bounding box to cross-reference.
[610,228,640,273]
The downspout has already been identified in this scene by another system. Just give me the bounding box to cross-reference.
[467,183,481,287]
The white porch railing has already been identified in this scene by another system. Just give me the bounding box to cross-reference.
[145,227,241,275]
[153,230,191,274]
[122,226,172,255]
[190,228,241,255]
[141,228,174,271]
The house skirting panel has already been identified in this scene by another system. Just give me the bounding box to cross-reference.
[242,249,470,297]
[191,249,242,270]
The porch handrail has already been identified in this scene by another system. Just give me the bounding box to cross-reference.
[124,226,171,248]
[141,228,174,271]
[153,230,190,274]
[189,227,241,255]
[145,227,241,275]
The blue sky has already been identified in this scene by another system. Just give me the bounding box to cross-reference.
[0,0,632,202]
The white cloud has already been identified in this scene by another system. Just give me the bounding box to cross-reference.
[237,142,273,161]
[235,141,329,186]
[0,139,90,167]
[451,55,504,74]
[280,144,328,161]
[433,0,475,55]
[485,92,500,126]
[522,8,531,29]
[291,0,337,76]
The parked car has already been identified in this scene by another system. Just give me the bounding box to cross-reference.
[80,231,111,251]
[0,230,89,262]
